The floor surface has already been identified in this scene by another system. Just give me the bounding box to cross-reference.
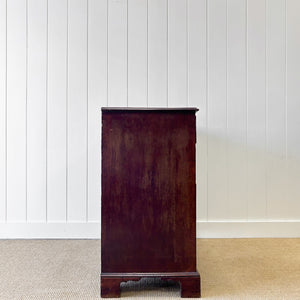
[0,239,299,299]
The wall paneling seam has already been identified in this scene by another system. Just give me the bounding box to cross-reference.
[146,0,148,107]
[186,0,189,107]
[106,0,108,107]
[25,0,28,222]
[245,0,249,222]
[86,0,89,222]
[166,0,169,107]
[265,0,268,219]
[5,0,8,223]
[205,0,208,221]
[46,0,49,223]
[66,0,69,222]
[225,0,229,219]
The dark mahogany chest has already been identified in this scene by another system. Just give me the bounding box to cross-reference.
[101,108,200,298]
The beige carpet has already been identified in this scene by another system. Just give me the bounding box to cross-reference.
[0,239,299,299]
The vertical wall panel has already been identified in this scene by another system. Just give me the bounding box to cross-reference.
[287,0,300,219]
[27,0,47,222]
[247,0,267,220]
[107,0,127,107]
[188,0,207,220]
[168,0,187,107]
[207,0,228,220]
[2,0,300,237]
[0,0,6,222]
[6,0,27,222]
[47,0,68,222]
[227,0,247,220]
[87,0,107,222]
[67,0,87,221]
[128,0,147,107]
[148,0,167,107]
[266,0,287,219]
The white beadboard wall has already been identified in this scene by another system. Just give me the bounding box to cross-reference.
[0,0,300,238]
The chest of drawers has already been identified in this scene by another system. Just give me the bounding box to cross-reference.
[101,108,200,298]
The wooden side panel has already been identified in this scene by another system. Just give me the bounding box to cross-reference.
[102,111,196,273]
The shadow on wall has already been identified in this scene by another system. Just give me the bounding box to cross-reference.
[196,130,300,221]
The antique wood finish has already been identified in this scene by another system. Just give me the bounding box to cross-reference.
[101,108,200,298]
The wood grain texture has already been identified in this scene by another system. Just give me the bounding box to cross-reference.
[101,109,200,297]
[102,109,197,273]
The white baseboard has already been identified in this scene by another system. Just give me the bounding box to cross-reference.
[0,222,101,239]
[197,220,300,238]
[1,221,300,239]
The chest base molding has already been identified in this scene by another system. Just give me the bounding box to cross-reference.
[101,271,201,298]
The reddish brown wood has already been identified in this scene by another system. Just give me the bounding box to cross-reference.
[101,108,200,298]
[101,278,122,298]
[179,275,201,298]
